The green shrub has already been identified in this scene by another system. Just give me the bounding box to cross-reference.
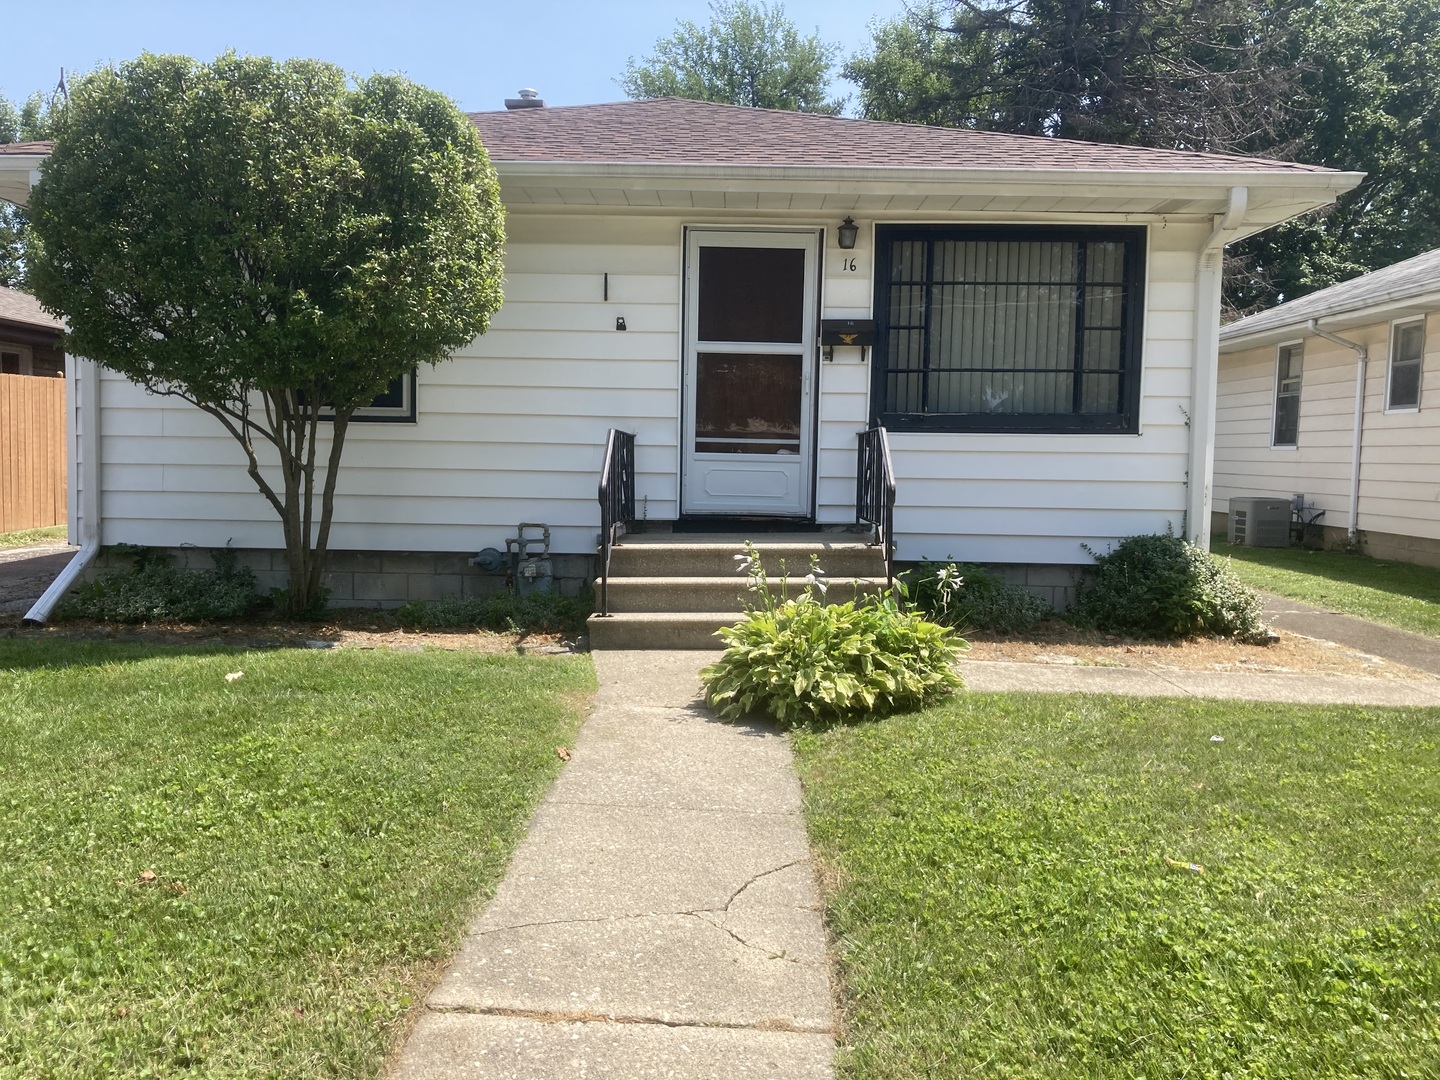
[61,545,264,623]
[1074,532,1271,643]
[396,589,591,634]
[902,560,1053,634]
[701,543,965,726]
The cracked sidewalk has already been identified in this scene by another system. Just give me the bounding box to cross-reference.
[387,650,835,1079]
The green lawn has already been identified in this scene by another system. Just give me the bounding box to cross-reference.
[0,524,68,549]
[0,639,594,1077]
[794,693,1440,1078]
[1213,539,1440,638]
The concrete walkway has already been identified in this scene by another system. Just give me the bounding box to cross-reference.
[392,606,1440,1077]
[389,650,835,1079]
[1261,592,1440,677]
[0,542,76,617]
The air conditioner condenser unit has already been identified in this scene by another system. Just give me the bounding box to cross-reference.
[1229,496,1291,547]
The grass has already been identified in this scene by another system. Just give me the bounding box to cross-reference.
[0,524,68,549]
[793,693,1440,1078]
[0,638,594,1077]
[1213,538,1440,638]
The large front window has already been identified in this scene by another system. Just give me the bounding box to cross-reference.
[872,226,1145,433]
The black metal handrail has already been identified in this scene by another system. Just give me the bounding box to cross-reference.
[856,425,896,585]
[597,427,636,617]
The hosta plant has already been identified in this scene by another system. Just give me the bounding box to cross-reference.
[701,542,965,726]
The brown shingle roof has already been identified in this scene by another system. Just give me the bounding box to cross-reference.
[0,286,64,331]
[0,141,52,155]
[469,98,1335,174]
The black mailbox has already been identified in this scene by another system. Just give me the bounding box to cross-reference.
[819,318,876,347]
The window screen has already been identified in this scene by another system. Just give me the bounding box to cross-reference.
[1273,343,1303,447]
[872,226,1144,433]
[1388,320,1424,411]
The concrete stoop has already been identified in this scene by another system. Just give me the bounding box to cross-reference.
[587,533,888,650]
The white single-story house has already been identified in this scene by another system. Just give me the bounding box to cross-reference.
[1215,248,1440,566]
[1,99,1359,617]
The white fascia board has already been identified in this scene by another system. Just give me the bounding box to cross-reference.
[493,160,1361,231]
[495,159,1360,196]
[1220,289,1440,352]
[0,154,48,208]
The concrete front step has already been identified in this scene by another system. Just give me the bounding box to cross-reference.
[598,575,890,613]
[587,611,741,650]
[607,536,885,578]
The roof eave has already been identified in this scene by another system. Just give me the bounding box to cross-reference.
[493,158,1362,189]
[1220,288,1440,351]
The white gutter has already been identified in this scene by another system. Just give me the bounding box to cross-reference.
[1187,185,1248,546]
[1307,319,1369,540]
[24,355,99,625]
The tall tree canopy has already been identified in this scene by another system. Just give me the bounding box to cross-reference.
[845,0,1298,151]
[621,0,843,114]
[848,0,1440,311]
[27,54,505,613]
[1229,0,1440,309]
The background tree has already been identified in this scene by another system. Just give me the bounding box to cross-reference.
[620,0,843,113]
[0,89,59,288]
[848,0,1440,311]
[845,0,1299,150]
[27,54,505,614]
[1228,0,1440,310]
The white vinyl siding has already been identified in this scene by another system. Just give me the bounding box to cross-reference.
[1216,312,1440,543]
[93,208,1201,567]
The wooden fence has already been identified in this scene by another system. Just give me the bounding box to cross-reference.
[0,373,67,533]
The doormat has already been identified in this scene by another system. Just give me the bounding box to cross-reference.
[671,518,823,534]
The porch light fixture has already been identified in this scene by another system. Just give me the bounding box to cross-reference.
[837,216,859,250]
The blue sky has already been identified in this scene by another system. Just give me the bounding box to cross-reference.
[3,1,904,115]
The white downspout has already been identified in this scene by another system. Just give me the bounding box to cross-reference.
[24,355,100,625]
[1187,185,1247,547]
[1307,319,1368,540]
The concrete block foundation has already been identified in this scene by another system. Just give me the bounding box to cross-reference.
[88,546,597,609]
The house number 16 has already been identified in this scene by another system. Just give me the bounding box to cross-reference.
[840,257,857,272]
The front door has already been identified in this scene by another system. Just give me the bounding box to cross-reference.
[682,229,818,516]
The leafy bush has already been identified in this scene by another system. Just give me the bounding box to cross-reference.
[396,589,591,634]
[1074,532,1271,643]
[61,546,264,623]
[902,560,1053,634]
[701,543,965,726]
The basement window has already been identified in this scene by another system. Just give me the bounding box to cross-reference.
[871,225,1146,433]
[1387,318,1424,412]
[311,370,417,423]
[1272,341,1303,447]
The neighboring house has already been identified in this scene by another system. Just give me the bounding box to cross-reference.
[0,283,66,532]
[0,284,65,378]
[0,98,1358,607]
[1215,248,1440,567]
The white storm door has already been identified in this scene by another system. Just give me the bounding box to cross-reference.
[682,229,818,516]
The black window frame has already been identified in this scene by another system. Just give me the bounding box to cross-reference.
[312,369,418,424]
[870,224,1147,434]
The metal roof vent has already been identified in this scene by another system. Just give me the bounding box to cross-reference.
[505,88,545,110]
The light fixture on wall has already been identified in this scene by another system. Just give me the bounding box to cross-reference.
[837,216,859,250]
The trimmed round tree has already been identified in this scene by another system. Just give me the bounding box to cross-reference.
[27,53,505,614]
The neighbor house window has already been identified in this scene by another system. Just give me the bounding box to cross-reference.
[1387,318,1424,411]
[871,225,1146,433]
[1272,341,1303,447]
[0,343,33,375]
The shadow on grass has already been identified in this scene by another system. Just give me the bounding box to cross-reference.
[1216,540,1440,604]
[0,634,282,672]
